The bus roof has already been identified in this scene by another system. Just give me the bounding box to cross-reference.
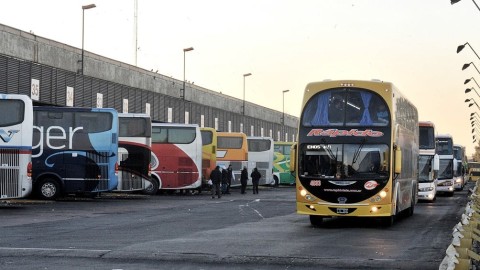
[419,121,435,127]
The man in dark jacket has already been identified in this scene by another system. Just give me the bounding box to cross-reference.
[225,164,233,194]
[251,167,261,194]
[240,166,248,194]
[221,166,228,194]
[210,166,222,199]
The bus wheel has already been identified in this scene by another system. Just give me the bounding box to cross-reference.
[143,179,159,195]
[309,215,323,227]
[37,178,61,200]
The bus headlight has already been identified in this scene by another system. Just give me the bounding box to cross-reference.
[371,206,379,213]
[300,189,307,197]
[379,191,387,198]
[419,187,434,192]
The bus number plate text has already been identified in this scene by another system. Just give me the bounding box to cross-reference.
[336,208,348,214]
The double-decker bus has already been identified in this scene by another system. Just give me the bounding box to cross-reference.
[273,141,295,185]
[435,134,455,196]
[216,132,248,186]
[0,94,33,199]
[453,144,466,190]
[247,136,274,185]
[117,113,155,194]
[417,121,438,201]
[292,80,418,226]
[200,127,217,189]
[32,107,119,199]
[151,123,202,192]
[468,161,480,182]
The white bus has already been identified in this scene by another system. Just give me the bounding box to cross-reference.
[247,136,274,185]
[453,144,467,190]
[435,134,455,196]
[0,94,33,199]
[418,121,439,201]
[117,113,154,194]
[151,123,202,192]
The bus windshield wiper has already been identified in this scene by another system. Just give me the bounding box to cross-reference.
[321,138,336,161]
[352,138,366,165]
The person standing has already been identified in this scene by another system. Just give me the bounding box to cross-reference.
[240,166,248,194]
[221,166,228,194]
[210,166,222,199]
[225,164,234,194]
[251,167,261,194]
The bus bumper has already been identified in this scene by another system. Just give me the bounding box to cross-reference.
[296,202,393,217]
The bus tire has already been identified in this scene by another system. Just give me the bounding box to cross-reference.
[37,178,61,200]
[143,178,159,195]
[309,215,323,227]
[381,216,395,227]
[274,176,279,187]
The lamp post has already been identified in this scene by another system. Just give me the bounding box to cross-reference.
[181,47,194,100]
[451,0,480,12]
[457,42,480,60]
[462,62,480,75]
[242,73,252,115]
[81,4,96,75]
[466,87,480,98]
[465,77,480,89]
[282,90,290,141]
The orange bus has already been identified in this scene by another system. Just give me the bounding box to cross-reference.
[216,132,248,186]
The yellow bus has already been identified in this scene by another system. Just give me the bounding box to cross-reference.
[216,132,248,186]
[292,80,418,226]
[200,127,217,187]
[468,162,480,182]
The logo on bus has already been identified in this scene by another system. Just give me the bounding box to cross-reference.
[364,180,379,190]
[0,129,19,143]
[306,129,384,138]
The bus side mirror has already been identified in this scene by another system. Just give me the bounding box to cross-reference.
[394,147,402,174]
[433,154,439,171]
[290,143,297,173]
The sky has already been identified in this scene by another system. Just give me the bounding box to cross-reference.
[1,0,480,156]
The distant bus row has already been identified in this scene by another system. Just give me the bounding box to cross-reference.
[0,94,294,200]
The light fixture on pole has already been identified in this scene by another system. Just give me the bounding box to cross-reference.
[466,87,480,98]
[457,42,480,60]
[81,4,96,75]
[282,90,290,141]
[465,77,480,89]
[462,62,480,75]
[242,73,252,115]
[451,0,480,12]
[181,47,194,100]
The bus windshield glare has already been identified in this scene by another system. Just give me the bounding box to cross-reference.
[300,143,389,180]
[418,155,434,182]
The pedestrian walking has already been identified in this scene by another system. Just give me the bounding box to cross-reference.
[240,166,248,194]
[251,167,261,194]
[226,164,234,194]
[210,166,222,198]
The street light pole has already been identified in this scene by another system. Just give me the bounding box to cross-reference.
[451,0,480,13]
[81,4,96,75]
[181,47,194,100]
[462,62,480,75]
[282,90,290,141]
[243,73,252,115]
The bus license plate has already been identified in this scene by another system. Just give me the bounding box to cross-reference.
[337,208,348,214]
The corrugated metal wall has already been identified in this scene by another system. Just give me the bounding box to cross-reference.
[0,54,297,141]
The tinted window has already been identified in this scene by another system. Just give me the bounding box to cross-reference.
[0,100,24,127]
[248,139,271,152]
[201,130,213,145]
[218,136,243,149]
[119,117,150,137]
[152,126,196,144]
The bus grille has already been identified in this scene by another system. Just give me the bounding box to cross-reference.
[0,149,20,198]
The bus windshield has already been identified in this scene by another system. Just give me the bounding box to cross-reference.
[438,159,453,180]
[299,143,389,180]
[301,89,390,127]
[418,155,434,182]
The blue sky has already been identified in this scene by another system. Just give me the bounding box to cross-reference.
[2,0,480,156]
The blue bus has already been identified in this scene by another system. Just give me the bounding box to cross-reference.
[32,107,119,199]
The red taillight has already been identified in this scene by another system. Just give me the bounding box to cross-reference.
[27,162,32,178]
[115,162,119,175]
